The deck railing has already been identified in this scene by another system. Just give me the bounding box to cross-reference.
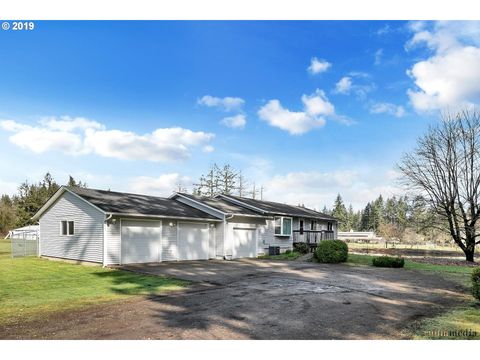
[292,230,335,244]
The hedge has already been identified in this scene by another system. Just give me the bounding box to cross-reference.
[314,240,348,263]
[372,256,405,268]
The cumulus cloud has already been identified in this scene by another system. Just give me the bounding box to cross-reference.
[0,117,214,162]
[220,114,246,129]
[263,169,401,211]
[258,89,336,135]
[129,173,191,196]
[307,57,331,75]
[334,77,353,94]
[406,21,480,112]
[197,95,245,112]
[370,102,406,118]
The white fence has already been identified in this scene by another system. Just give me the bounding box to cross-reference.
[338,231,383,243]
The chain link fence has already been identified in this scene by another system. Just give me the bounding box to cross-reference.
[11,235,39,258]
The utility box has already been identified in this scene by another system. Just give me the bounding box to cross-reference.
[268,246,280,255]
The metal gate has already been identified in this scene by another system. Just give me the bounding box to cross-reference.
[11,236,38,258]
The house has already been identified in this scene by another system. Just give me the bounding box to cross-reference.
[32,186,337,266]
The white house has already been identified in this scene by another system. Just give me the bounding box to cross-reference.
[32,186,337,266]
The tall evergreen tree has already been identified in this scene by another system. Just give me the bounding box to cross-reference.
[331,194,348,231]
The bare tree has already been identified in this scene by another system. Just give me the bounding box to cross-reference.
[216,164,238,195]
[398,110,480,262]
[193,164,220,197]
[237,171,248,197]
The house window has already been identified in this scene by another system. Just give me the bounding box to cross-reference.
[274,216,292,236]
[311,220,317,230]
[327,222,333,231]
[61,221,75,236]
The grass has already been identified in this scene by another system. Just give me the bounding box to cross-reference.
[258,251,302,260]
[347,252,480,339]
[0,239,189,326]
[408,303,480,339]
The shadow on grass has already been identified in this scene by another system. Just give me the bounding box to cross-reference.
[93,270,189,296]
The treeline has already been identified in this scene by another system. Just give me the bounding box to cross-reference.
[0,173,86,235]
[323,194,439,241]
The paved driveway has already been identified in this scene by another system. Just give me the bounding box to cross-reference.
[2,260,467,339]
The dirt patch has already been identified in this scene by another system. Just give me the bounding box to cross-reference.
[351,247,478,260]
[409,257,480,267]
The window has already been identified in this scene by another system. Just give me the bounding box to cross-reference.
[299,220,304,231]
[327,222,333,231]
[274,216,292,236]
[61,221,75,236]
[311,220,317,230]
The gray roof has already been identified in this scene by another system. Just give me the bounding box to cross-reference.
[219,194,337,220]
[175,193,263,216]
[68,187,219,220]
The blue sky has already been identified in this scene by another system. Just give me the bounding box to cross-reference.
[1,20,480,209]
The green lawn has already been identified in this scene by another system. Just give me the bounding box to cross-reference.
[258,251,302,260]
[0,239,189,326]
[346,252,480,339]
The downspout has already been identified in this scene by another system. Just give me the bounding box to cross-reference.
[103,213,113,267]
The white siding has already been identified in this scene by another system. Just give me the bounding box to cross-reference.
[39,191,104,263]
[257,219,293,254]
[161,221,178,261]
[215,221,225,258]
[105,218,121,264]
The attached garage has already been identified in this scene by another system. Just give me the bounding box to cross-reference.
[233,227,257,258]
[177,222,209,261]
[121,220,161,264]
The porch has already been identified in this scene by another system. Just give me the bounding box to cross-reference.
[292,230,335,252]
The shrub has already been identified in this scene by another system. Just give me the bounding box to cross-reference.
[472,267,480,301]
[285,249,292,254]
[372,256,405,268]
[293,242,310,254]
[314,240,348,263]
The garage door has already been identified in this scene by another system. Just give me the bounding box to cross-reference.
[121,220,161,264]
[233,227,256,258]
[178,222,209,260]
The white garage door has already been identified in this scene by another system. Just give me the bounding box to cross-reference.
[178,222,209,261]
[233,227,256,258]
[121,220,161,264]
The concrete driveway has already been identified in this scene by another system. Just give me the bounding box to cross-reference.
[2,259,467,339]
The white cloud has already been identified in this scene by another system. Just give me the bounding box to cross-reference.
[333,74,375,99]
[406,21,480,112]
[1,117,214,162]
[263,169,401,211]
[334,77,353,94]
[202,145,215,153]
[258,89,336,135]
[220,114,246,129]
[301,89,335,116]
[370,102,406,118]
[374,49,383,65]
[307,57,331,75]
[129,173,191,196]
[197,95,245,112]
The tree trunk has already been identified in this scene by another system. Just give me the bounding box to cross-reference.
[463,238,475,262]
